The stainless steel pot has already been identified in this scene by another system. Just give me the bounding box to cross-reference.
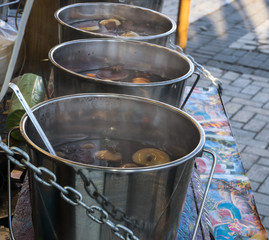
[59,0,164,11]
[20,93,205,240]
[49,39,197,108]
[55,3,176,45]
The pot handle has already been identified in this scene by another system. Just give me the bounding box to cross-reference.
[192,149,216,240]
[180,72,200,110]
[169,41,223,95]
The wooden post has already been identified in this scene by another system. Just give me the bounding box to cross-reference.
[176,0,191,51]
[22,0,59,73]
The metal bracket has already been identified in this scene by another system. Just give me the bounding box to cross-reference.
[192,149,216,240]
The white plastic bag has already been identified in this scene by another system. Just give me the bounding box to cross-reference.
[0,19,17,86]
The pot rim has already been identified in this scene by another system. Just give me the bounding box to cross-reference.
[48,38,195,87]
[20,93,205,173]
[54,2,177,41]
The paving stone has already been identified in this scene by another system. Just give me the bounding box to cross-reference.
[254,113,269,122]
[222,71,241,80]
[252,81,269,88]
[250,181,261,192]
[244,106,269,116]
[223,88,253,99]
[224,102,242,115]
[241,85,262,95]
[255,202,269,217]
[239,152,259,170]
[221,95,232,104]
[258,177,269,194]
[232,128,256,142]
[236,143,246,153]
[229,120,244,129]
[245,51,261,58]
[245,146,269,158]
[261,87,269,94]
[213,54,239,63]
[241,33,256,41]
[232,97,263,108]
[236,138,268,150]
[256,129,269,142]
[240,45,257,51]
[253,192,269,206]
[206,60,233,70]
[247,164,269,182]
[264,102,269,110]
[231,110,255,123]
[196,48,219,56]
[259,45,269,54]
[229,65,256,74]
[262,216,269,229]
[247,75,269,83]
[220,48,239,56]
[254,69,269,78]
[243,118,267,132]
[231,77,251,87]
[258,158,269,167]
[238,38,259,45]
[232,50,247,57]
[222,84,241,92]
[219,79,232,86]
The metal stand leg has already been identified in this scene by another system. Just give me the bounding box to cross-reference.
[192,149,216,240]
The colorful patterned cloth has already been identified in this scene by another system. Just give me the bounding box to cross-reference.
[177,87,268,240]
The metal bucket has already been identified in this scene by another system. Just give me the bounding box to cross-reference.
[55,3,176,45]
[20,93,205,240]
[49,39,197,108]
[59,0,164,11]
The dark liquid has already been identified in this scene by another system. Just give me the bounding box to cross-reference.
[72,19,163,37]
[80,67,168,83]
[55,138,173,168]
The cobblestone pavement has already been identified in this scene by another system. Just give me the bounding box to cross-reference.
[163,0,269,233]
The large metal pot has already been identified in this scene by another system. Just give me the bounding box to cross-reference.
[59,0,164,12]
[55,3,176,45]
[20,93,205,240]
[49,39,197,108]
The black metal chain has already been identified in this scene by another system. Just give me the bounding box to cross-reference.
[0,138,139,240]
[78,170,145,230]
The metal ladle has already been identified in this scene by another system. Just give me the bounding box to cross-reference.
[8,82,56,156]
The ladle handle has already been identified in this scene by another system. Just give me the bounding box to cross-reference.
[192,149,216,240]
[8,82,56,156]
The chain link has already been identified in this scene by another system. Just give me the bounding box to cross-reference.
[34,166,56,187]
[0,140,139,240]
[170,42,223,95]
[78,170,144,230]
